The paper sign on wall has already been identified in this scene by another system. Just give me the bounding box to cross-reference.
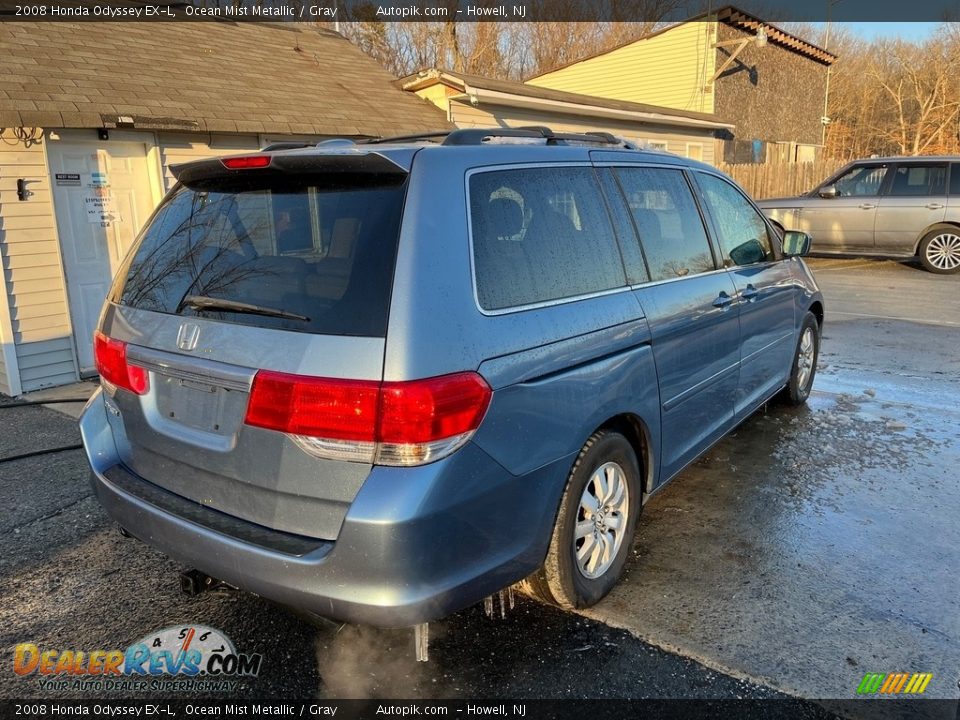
[85,186,119,226]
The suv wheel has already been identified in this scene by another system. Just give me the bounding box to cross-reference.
[919,227,960,274]
[523,430,642,610]
[781,312,820,406]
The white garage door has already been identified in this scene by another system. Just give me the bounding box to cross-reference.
[48,141,157,373]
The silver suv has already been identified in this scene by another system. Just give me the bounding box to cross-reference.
[757,157,960,273]
[80,128,823,628]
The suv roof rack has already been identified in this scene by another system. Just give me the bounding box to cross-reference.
[260,141,316,152]
[261,128,638,152]
[442,126,635,148]
[362,127,637,149]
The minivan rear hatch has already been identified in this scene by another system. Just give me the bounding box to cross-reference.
[98,149,412,541]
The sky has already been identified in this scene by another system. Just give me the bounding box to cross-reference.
[843,22,941,40]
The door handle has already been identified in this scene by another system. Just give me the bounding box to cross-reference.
[858,203,877,210]
[741,284,759,302]
[926,203,945,210]
[713,291,734,309]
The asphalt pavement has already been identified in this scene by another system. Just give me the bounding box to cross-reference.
[0,256,957,711]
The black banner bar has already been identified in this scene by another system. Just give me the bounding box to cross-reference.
[1,699,959,720]
[0,0,957,22]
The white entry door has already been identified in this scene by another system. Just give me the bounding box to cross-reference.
[49,141,157,372]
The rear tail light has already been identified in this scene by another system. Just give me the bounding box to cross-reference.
[221,155,271,170]
[244,371,492,466]
[93,331,149,395]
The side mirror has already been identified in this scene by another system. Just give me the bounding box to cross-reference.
[782,230,812,257]
[818,184,839,199]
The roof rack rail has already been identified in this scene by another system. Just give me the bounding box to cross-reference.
[260,141,316,152]
[362,132,452,145]
[260,128,639,151]
[441,127,635,148]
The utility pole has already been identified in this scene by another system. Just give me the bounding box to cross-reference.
[821,0,842,151]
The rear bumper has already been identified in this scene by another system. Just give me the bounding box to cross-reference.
[80,388,569,627]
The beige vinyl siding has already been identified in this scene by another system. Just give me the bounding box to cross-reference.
[16,336,77,388]
[448,100,716,166]
[159,133,261,192]
[0,129,76,393]
[415,84,457,115]
[528,22,717,114]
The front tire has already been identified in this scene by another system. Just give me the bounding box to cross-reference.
[524,430,642,610]
[781,311,820,406]
[919,227,960,274]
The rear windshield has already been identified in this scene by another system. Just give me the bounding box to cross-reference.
[112,173,407,337]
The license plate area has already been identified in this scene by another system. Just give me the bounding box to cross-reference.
[126,345,256,443]
[155,374,233,434]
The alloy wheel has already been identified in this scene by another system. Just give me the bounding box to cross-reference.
[575,461,630,579]
[925,233,960,271]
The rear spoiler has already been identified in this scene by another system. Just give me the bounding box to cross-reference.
[171,150,411,187]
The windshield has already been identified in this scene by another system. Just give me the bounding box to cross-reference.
[110,173,407,337]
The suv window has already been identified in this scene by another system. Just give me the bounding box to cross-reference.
[113,174,407,337]
[614,167,715,281]
[469,167,626,311]
[831,164,888,197]
[889,164,947,196]
[695,173,775,267]
[951,165,960,195]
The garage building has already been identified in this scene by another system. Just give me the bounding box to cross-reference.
[400,69,733,166]
[0,22,447,395]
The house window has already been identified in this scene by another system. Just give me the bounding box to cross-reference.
[645,140,669,152]
[686,143,703,162]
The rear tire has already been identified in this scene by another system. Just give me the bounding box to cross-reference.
[524,430,642,610]
[780,311,820,406]
[919,226,960,274]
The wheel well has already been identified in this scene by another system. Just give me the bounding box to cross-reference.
[599,414,653,495]
[808,301,824,328]
[915,222,960,255]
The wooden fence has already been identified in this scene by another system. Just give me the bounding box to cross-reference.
[716,160,846,200]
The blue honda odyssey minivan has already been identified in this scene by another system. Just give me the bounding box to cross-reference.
[80,127,823,628]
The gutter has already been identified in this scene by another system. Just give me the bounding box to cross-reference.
[458,84,735,132]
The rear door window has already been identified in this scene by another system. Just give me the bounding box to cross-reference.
[469,166,626,311]
[888,164,947,196]
[614,167,716,281]
[113,174,407,337]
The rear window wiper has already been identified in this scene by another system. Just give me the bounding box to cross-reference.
[180,295,310,322]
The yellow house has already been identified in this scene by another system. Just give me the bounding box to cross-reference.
[400,69,734,166]
[527,5,836,163]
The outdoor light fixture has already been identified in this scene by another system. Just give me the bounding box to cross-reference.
[98,129,109,141]
[16,179,33,201]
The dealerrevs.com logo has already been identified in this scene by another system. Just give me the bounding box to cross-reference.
[13,625,262,693]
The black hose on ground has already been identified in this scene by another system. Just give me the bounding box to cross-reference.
[0,444,84,464]
[0,399,89,408]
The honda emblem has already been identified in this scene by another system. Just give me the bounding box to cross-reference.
[176,322,200,352]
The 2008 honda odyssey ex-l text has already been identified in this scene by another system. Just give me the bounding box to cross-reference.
[80,127,824,630]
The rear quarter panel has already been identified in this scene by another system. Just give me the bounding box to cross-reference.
[384,147,662,483]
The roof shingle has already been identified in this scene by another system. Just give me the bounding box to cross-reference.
[0,22,450,136]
